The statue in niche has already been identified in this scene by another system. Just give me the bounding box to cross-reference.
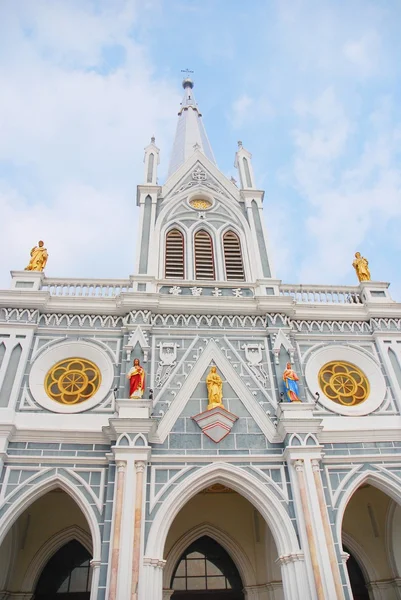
[127,358,146,399]
[282,362,301,402]
[206,366,224,410]
[25,240,48,272]
[352,252,371,282]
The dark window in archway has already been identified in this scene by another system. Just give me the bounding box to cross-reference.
[171,535,244,599]
[34,540,92,600]
[344,546,369,600]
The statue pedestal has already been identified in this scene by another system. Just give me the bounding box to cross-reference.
[10,270,45,291]
[192,406,238,443]
[276,402,322,437]
[359,281,393,303]
[116,399,153,419]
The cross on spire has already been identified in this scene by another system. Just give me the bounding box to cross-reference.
[181,68,194,78]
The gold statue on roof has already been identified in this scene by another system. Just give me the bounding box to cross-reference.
[25,240,48,272]
[352,252,370,282]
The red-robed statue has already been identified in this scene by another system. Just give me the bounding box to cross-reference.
[127,358,146,399]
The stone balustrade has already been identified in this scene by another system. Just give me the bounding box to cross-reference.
[280,284,362,304]
[41,278,133,297]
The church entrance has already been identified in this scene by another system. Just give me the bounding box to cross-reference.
[170,536,244,599]
[342,482,401,599]
[163,483,284,599]
[0,488,94,599]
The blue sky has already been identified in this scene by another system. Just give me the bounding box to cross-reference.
[0,0,400,298]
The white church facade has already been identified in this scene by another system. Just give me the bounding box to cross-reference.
[1,78,401,600]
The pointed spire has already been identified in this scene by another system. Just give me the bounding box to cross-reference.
[167,78,216,178]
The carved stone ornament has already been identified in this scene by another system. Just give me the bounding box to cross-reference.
[242,343,269,388]
[192,406,238,443]
[155,342,180,389]
[192,167,207,181]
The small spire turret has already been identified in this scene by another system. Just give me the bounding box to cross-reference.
[143,136,160,185]
[234,141,256,189]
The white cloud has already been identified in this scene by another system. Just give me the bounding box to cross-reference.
[230,93,273,130]
[343,32,380,77]
[230,94,253,129]
[291,90,401,283]
[0,1,179,286]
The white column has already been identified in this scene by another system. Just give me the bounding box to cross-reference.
[140,560,165,600]
[90,560,101,600]
[293,460,325,600]
[311,459,345,599]
[367,579,401,600]
[108,461,126,600]
[131,460,146,600]
[278,553,310,600]
[244,583,284,600]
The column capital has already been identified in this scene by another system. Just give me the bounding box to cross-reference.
[135,460,147,473]
[276,552,305,566]
[143,557,166,570]
[294,459,304,471]
[311,458,321,472]
[90,559,101,568]
[116,460,126,472]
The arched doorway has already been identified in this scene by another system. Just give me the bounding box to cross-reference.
[170,535,244,599]
[0,487,95,598]
[34,539,92,600]
[341,482,401,598]
[163,483,284,599]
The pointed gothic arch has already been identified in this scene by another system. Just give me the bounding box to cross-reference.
[154,186,259,282]
[165,228,185,279]
[222,230,245,281]
[163,522,256,590]
[145,462,301,562]
[336,470,401,544]
[22,525,92,593]
[0,473,101,562]
[194,229,215,280]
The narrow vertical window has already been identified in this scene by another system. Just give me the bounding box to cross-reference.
[243,157,252,187]
[147,153,154,183]
[165,229,184,278]
[223,231,245,281]
[194,230,215,280]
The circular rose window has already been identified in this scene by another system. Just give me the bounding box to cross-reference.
[45,358,101,405]
[318,361,369,407]
[189,198,212,210]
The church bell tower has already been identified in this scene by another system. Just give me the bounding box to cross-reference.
[134,77,276,296]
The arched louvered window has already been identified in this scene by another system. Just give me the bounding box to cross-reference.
[223,231,245,281]
[194,230,215,280]
[165,229,185,279]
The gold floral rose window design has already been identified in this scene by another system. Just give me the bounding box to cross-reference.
[45,358,101,405]
[318,361,369,406]
[189,198,212,210]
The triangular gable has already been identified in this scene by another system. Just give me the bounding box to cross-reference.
[154,340,276,443]
[272,329,295,365]
[124,326,150,362]
[162,151,239,202]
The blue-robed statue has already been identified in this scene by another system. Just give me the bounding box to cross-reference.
[283,362,301,402]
